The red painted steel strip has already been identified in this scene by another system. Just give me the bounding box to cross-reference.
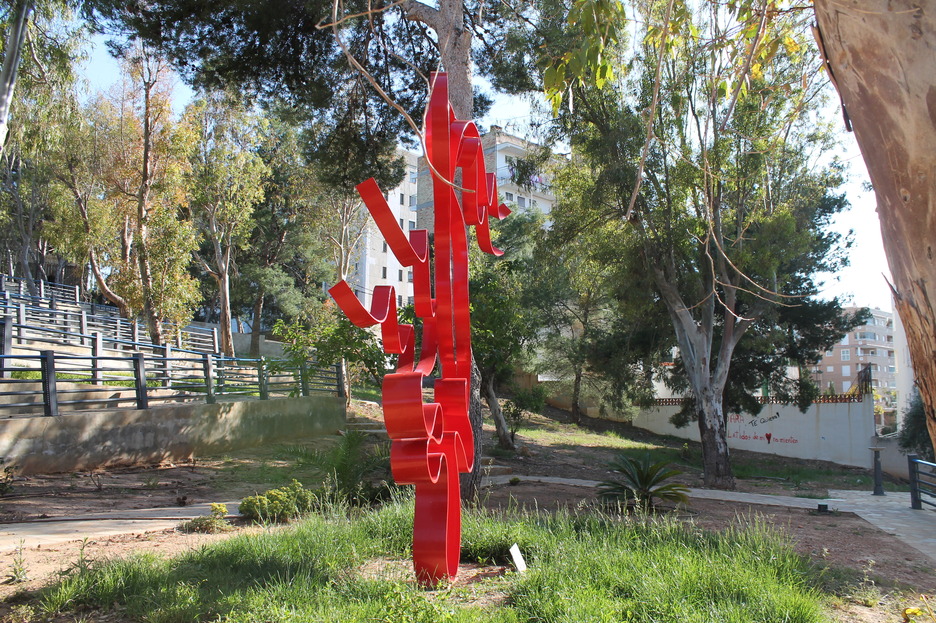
[329,72,508,586]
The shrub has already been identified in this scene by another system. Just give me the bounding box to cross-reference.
[503,385,549,442]
[239,480,317,523]
[179,504,234,533]
[597,453,690,512]
[291,431,397,506]
[0,459,17,496]
[898,390,935,461]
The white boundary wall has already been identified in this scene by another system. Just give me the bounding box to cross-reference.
[632,398,876,469]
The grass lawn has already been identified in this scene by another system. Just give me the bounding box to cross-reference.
[33,496,828,623]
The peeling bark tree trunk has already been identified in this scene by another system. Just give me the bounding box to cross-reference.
[483,371,515,451]
[250,288,265,356]
[813,1,936,456]
[0,0,32,157]
[696,389,733,488]
[461,360,485,500]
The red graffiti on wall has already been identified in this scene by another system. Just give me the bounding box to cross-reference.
[328,73,510,586]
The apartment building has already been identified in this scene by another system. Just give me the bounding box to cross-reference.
[346,150,419,308]
[811,306,900,427]
[348,129,558,309]
[415,127,558,230]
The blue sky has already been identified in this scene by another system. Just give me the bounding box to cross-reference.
[82,37,893,312]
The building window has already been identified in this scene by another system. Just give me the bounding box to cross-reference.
[409,220,416,230]
[409,194,416,206]
[840,349,850,361]
[841,365,851,377]
[409,170,417,183]
[505,191,514,201]
[381,267,387,279]
[382,241,387,253]
[825,349,833,356]
[840,335,849,346]
[400,193,405,205]
[826,365,834,373]
[518,196,526,208]
[398,295,403,307]
[399,218,404,228]
[407,296,414,306]
[856,331,878,341]
[888,365,897,373]
[407,270,413,282]
[398,270,403,281]
[842,381,851,392]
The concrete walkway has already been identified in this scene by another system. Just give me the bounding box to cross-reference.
[483,474,936,564]
[0,501,241,554]
[1,477,933,566]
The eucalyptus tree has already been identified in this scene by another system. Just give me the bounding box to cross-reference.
[234,112,332,356]
[494,1,857,488]
[0,0,34,156]
[183,91,268,356]
[0,1,84,289]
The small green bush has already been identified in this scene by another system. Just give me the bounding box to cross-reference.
[239,480,317,523]
[503,385,548,442]
[0,459,17,496]
[179,504,234,533]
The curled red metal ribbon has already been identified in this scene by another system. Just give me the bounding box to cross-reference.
[328,73,509,586]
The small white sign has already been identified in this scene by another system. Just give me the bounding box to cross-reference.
[509,543,527,573]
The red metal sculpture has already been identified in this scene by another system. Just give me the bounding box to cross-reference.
[328,73,510,586]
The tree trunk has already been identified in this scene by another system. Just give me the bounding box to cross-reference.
[460,358,486,500]
[217,267,234,356]
[570,365,583,423]
[696,389,735,490]
[88,255,129,318]
[0,0,32,157]
[135,227,164,346]
[484,371,515,452]
[813,1,936,456]
[250,288,264,356]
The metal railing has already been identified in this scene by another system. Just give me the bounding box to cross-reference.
[0,350,342,418]
[0,276,219,353]
[0,302,218,356]
[908,454,936,510]
[0,275,80,303]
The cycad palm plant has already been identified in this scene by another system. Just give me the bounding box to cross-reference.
[597,453,690,512]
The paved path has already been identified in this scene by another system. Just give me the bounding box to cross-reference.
[0,501,241,554]
[483,474,936,564]
[1,477,933,566]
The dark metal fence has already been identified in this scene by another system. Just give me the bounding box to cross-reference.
[908,454,936,510]
[0,350,342,418]
[0,280,219,354]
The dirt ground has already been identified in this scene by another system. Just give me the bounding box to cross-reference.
[1,400,934,623]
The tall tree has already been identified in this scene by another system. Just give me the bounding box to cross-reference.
[184,91,268,356]
[0,1,83,289]
[235,111,331,356]
[47,95,132,316]
[470,209,546,450]
[0,0,34,156]
[102,43,195,342]
[498,1,857,488]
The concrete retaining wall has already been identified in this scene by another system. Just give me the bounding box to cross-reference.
[0,395,345,474]
[632,398,877,469]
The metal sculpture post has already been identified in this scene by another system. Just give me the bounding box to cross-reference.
[328,73,510,586]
